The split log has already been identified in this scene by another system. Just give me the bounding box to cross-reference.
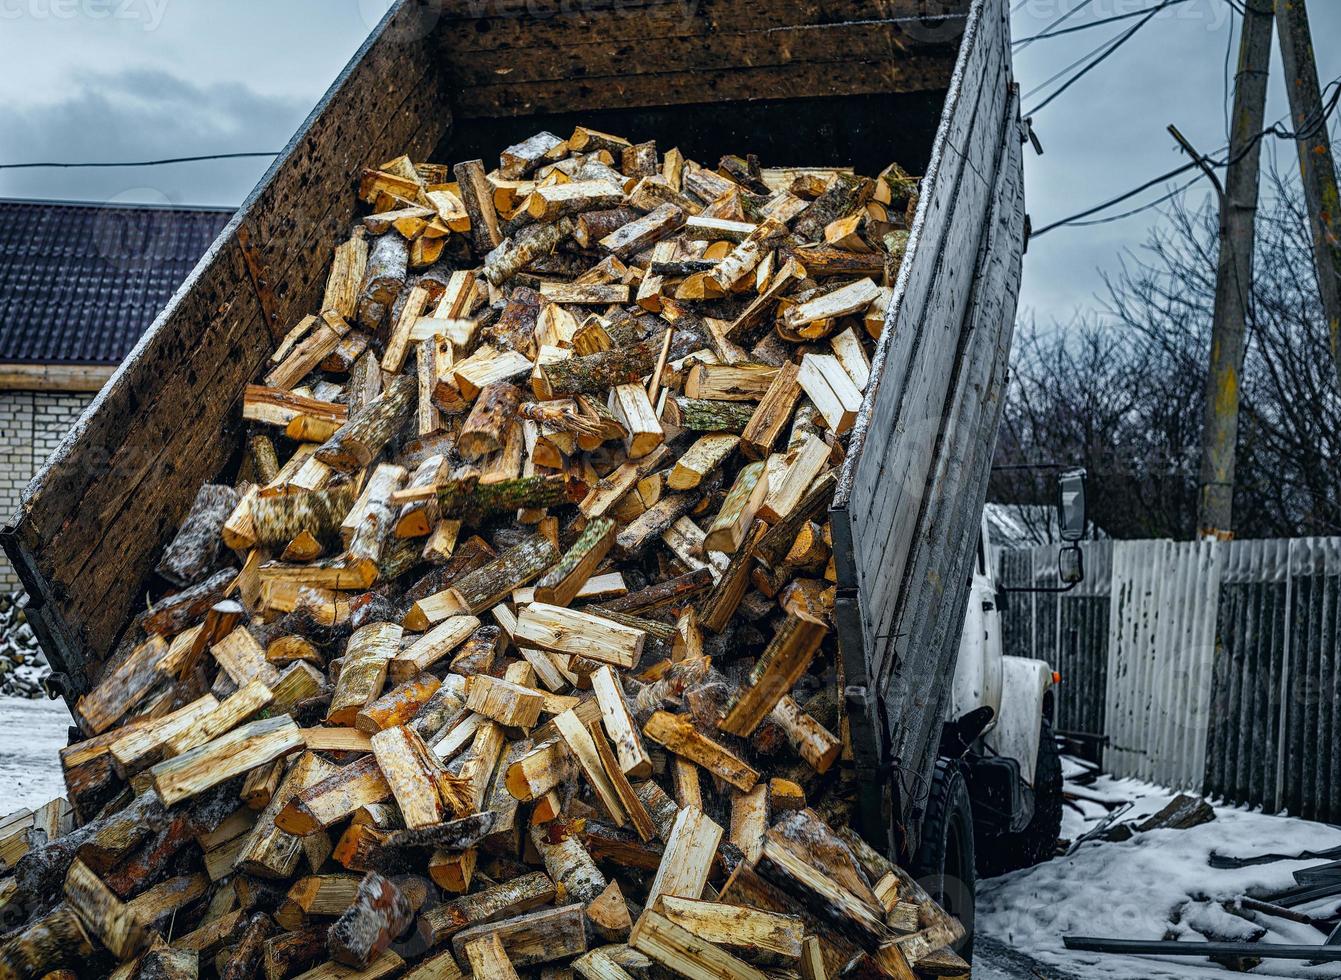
[458,382,522,460]
[370,725,468,829]
[150,717,303,807]
[326,623,402,726]
[275,756,391,836]
[462,935,520,980]
[643,711,758,791]
[219,913,275,980]
[453,906,587,968]
[630,910,767,980]
[530,823,606,905]
[417,871,555,946]
[534,517,615,606]
[467,676,545,728]
[539,339,660,399]
[718,614,828,737]
[514,604,645,668]
[437,536,560,617]
[645,806,722,907]
[252,483,360,549]
[356,672,441,733]
[657,896,804,966]
[454,160,503,254]
[704,461,768,555]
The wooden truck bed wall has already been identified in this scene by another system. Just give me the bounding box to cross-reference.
[1,0,1021,860]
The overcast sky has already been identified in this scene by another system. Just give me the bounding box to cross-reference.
[1,0,1338,325]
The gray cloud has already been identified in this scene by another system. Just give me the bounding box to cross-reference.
[0,67,309,205]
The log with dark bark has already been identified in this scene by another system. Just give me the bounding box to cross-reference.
[315,376,416,473]
[357,234,409,330]
[326,872,413,969]
[156,485,240,587]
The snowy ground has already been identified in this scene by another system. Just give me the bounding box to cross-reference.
[977,757,1341,979]
[0,695,72,810]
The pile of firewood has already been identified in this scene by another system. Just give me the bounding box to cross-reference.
[0,127,969,980]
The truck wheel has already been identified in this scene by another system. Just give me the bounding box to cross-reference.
[977,721,1064,877]
[911,758,976,959]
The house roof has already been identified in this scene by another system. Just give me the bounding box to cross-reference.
[0,198,233,365]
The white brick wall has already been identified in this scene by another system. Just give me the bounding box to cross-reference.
[0,391,94,590]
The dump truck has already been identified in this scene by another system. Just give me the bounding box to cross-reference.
[2,0,1030,950]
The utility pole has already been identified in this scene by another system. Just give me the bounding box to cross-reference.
[1275,0,1341,393]
[1195,0,1275,541]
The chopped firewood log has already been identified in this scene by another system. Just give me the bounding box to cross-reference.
[668,434,738,490]
[600,204,684,258]
[538,338,660,400]
[740,361,802,460]
[643,712,758,791]
[719,614,828,737]
[589,666,651,779]
[458,382,522,460]
[704,461,768,555]
[467,675,546,728]
[630,910,767,980]
[326,873,412,969]
[769,696,841,774]
[658,896,805,966]
[315,376,416,472]
[529,823,606,905]
[759,434,830,524]
[462,935,519,980]
[251,482,360,549]
[534,517,615,606]
[645,805,722,907]
[274,757,388,836]
[356,672,441,733]
[156,485,240,587]
[357,234,409,330]
[484,218,574,287]
[515,604,644,668]
[370,726,468,829]
[584,881,632,943]
[417,870,555,946]
[326,623,402,725]
[684,363,778,402]
[150,716,303,807]
[267,314,353,391]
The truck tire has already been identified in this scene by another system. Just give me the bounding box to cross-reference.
[977,721,1063,877]
[911,758,976,958]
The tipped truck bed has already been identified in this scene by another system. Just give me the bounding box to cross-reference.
[2,0,1022,862]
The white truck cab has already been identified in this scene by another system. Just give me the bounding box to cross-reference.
[914,469,1085,902]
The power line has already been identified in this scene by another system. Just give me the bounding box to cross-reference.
[1032,78,1341,238]
[1014,0,1099,52]
[1024,0,1179,116]
[1014,0,1191,46]
[1056,175,1204,228]
[0,151,279,170]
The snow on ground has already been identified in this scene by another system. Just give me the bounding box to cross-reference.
[0,696,73,810]
[978,757,1341,979]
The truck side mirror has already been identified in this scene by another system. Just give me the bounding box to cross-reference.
[1058,543,1084,585]
[1057,468,1087,542]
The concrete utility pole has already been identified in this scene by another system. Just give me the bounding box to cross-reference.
[1275,0,1341,393]
[1196,0,1275,541]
